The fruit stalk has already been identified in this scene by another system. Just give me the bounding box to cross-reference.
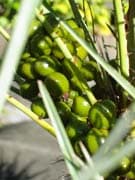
[6,94,56,137]
[0,26,10,41]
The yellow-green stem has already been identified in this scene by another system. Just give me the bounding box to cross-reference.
[6,94,56,137]
[0,26,10,41]
[113,0,129,78]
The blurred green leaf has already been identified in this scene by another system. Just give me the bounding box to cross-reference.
[0,0,42,112]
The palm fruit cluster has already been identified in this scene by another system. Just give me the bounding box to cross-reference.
[14,13,135,179]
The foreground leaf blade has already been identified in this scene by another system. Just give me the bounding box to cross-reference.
[0,0,42,112]
[60,20,135,99]
[38,81,84,180]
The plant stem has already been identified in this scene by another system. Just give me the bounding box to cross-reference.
[0,26,10,41]
[113,0,129,78]
[6,94,56,137]
[127,0,135,83]
[68,0,96,50]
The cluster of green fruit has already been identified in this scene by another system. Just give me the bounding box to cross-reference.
[15,16,135,179]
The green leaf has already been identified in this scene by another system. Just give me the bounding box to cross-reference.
[38,80,84,180]
[0,0,42,112]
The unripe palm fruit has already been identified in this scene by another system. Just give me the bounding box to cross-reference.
[69,111,87,123]
[20,81,39,100]
[65,90,79,107]
[21,52,31,60]
[44,72,70,97]
[52,46,65,60]
[70,76,84,93]
[84,128,107,154]
[31,98,47,118]
[66,19,78,29]
[30,33,52,57]
[73,140,83,158]
[72,96,91,117]
[18,57,37,79]
[66,119,88,140]
[80,60,98,81]
[34,55,58,77]
[88,99,116,129]
[76,45,88,60]
[69,90,79,99]
[115,156,131,175]
[62,57,82,78]
[67,27,84,42]
[29,19,41,37]
[56,101,71,125]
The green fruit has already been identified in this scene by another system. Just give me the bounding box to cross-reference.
[65,41,75,54]
[116,156,131,175]
[66,119,88,140]
[70,76,84,93]
[88,100,116,129]
[76,45,88,60]
[29,19,41,37]
[126,170,135,179]
[84,128,107,154]
[21,52,31,60]
[72,96,91,117]
[52,47,64,59]
[69,90,79,99]
[69,112,87,123]
[30,33,52,57]
[62,58,75,78]
[31,98,47,118]
[34,56,58,77]
[45,72,70,97]
[101,99,116,120]
[67,19,78,29]
[67,27,84,42]
[56,101,71,125]
[62,58,82,79]
[20,81,39,100]
[72,56,82,68]
[66,90,79,107]
[73,140,83,157]
[19,60,36,80]
[66,123,77,140]
[80,60,98,81]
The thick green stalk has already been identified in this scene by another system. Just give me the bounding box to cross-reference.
[113,0,129,78]
[6,94,56,137]
[127,0,135,83]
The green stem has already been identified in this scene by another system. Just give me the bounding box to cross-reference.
[68,0,96,50]
[0,26,10,41]
[6,94,56,137]
[113,0,129,78]
[127,0,135,82]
